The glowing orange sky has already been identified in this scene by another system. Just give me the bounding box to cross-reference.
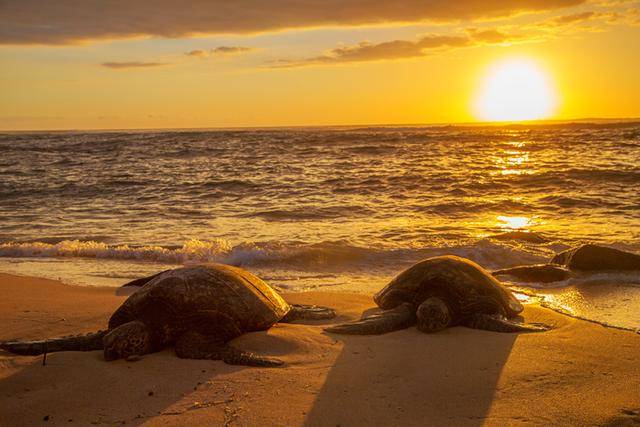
[1,1,639,129]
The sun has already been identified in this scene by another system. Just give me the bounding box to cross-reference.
[474,58,558,122]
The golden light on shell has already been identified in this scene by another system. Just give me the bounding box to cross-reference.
[474,58,558,122]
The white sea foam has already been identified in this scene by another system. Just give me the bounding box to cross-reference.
[0,238,547,272]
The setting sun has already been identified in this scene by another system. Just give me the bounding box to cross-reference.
[474,58,558,122]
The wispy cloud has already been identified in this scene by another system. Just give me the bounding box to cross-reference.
[269,6,637,68]
[212,46,253,54]
[184,46,254,58]
[270,29,525,68]
[185,50,208,58]
[522,7,631,33]
[550,10,603,25]
[101,61,169,69]
[0,0,585,45]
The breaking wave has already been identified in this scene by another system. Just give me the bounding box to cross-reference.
[0,238,547,272]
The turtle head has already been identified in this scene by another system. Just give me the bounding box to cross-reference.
[103,321,153,361]
[416,297,452,333]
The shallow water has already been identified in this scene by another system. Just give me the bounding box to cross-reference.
[1,123,639,330]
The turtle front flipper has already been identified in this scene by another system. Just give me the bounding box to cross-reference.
[324,302,415,335]
[174,331,283,367]
[1,330,107,355]
[280,304,336,322]
[466,314,548,333]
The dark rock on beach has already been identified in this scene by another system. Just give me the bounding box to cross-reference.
[493,264,571,283]
[551,244,640,271]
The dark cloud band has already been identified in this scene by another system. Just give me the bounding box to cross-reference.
[0,0,584,45]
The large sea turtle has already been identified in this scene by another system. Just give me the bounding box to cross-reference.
[1,264,335,367]
[325,255,547,335]
[493,244,640,283]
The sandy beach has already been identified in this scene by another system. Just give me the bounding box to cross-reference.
[0,272,639,426]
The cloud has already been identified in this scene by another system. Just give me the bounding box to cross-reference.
[550,10,601,25]
[185,49,208,57]
[271,29,525,67]
[269,5,635,68]
[0,0,585,45]
[101,61,168,69]
[465,27,518,43]
[184,46,253,58]
[525,8,626,31]
[602,7,640,25]
[543,10,624,26]
[212,46,253,54]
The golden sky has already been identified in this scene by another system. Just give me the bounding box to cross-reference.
[1,0,639,129]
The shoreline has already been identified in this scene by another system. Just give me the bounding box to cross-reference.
[3,260,638,334]
[1,272,640,426]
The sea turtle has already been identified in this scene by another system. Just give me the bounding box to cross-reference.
[1,264,335,367]
[492,244,640,283]
[325,255,547,335]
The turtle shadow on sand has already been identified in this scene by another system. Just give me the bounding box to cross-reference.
[0,348,232,425]
[0,325,320,426]
[303,310,520,426]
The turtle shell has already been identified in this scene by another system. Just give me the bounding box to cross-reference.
[374,255,523,317]
[108,264,290,339]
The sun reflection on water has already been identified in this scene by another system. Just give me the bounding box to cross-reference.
[539,289,585,316]
[492,140,534,176]
[497,215,531,229]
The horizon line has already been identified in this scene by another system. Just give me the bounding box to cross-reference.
[1,117,639,133]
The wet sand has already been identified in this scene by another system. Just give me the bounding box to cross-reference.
[0,272,639,426]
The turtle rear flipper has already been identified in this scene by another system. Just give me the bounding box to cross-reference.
[174,331,283,367]
[281,304,336,322]
[324,303,415,335]
[1,330,107,355]
[218,346,284,367]
[466,314,548,333]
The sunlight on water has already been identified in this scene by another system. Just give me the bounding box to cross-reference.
[497,215,531,229]
[541,289,580,315]
[536,284,640,331]
[493,141,532,176]
[1,125,638,248]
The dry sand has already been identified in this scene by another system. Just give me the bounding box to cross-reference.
[0,272,639,426]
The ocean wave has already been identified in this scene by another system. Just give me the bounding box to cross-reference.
[239,206,375,221]
[0,239,547,272]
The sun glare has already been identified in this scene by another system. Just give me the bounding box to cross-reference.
[497,215,531,229]
[474,58,557,122]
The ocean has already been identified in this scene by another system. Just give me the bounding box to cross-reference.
[1,123,639,331]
